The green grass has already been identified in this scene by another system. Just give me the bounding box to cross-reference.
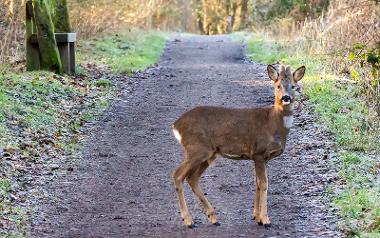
[78,29,168,74]
[245,38,325,74]
[0,71,87,237]
[304,78,373,152]
[0,72,74,147]
[1,29,168,237]
[333,152,380,237]
[238,33,380,237]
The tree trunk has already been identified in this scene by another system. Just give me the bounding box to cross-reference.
[196,0,249,35]
[26,0,41,71]
[233,0,243,31]
[232,0,249,31]
[49,0,72,32]
[32,0,62,73]
[241,0,250,29]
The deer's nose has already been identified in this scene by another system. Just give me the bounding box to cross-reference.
[281,95,291,102]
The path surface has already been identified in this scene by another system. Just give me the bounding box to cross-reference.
[30,36,341,237]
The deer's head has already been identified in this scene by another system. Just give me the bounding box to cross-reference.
[267,64,306,107]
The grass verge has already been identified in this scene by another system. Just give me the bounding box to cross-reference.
[234,32,380,237]
[77,29,168,74]
[0,70,111,237]
[0,29,168,237]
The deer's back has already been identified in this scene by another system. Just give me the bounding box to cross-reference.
[173,106,274,152]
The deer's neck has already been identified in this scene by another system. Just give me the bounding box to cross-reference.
[272,102,294,130]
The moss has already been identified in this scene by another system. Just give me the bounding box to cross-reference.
[49,0,72,32]
[31,0,63,73]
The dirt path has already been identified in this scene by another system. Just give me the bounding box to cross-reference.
[30,36,341,237]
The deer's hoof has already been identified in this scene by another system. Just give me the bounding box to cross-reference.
[213,221,221,226]
[182,216,193,227]
[256,216,271,227]
[187,224,196,229]
[207,212,218,224]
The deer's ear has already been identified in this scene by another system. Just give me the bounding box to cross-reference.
[267,65,278,81]
[293,66,306,82]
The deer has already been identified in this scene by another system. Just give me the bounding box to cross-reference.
[171,64,306,228]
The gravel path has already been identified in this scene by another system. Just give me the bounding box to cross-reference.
[30,35,341,237]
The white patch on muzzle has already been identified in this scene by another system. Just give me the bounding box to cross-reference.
[283,116,293,129]
[173,128,182,143]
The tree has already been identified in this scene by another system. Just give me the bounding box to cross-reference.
[231,0,250,32]
[50,0,72,32]
[196,0,250,35]
[27,0,72,74]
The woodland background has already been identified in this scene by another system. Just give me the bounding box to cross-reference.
[1,0,379,92]
[3,0,377,112]
[1,1,379,61]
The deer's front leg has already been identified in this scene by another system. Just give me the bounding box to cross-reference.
[254,160,271,227]
[253,174,260,220]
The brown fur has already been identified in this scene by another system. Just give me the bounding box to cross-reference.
[172,64,306,227]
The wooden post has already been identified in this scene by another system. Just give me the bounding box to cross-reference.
[69,42,76,73]
[56,33,76,74]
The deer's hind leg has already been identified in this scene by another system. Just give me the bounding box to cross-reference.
[173,160,196,227]
[173,146,214,227]
[187,155,219,225]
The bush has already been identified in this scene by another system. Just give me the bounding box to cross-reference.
[252,0,329,23]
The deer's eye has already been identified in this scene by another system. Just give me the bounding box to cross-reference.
[277,85,281,89]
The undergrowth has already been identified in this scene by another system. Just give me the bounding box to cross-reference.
[235,33,380,237]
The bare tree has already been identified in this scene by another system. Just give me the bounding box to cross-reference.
[196,0,250,35]
[30,0,62,73]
